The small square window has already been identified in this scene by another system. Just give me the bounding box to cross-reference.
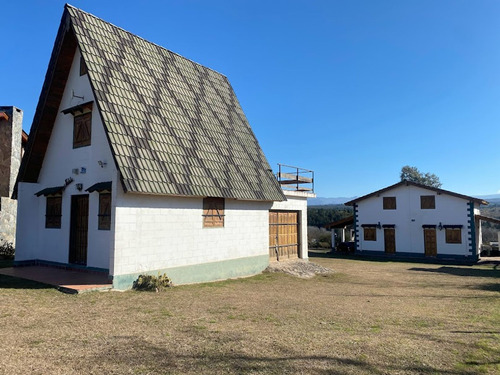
[73,112,91,148]
[46,196,62,228]
[98,193,111,230]
[445,228,461,244]
[203,197,224,228]
[421,195,435,209]
[383,197,396,210]
[363,227,376,241]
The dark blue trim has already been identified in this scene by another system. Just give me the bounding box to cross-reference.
[353,250,477,264]
[353,204,359,251]
[467,201,477,260]
[13,259,109,274]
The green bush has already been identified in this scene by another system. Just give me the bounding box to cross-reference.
[0,240,15,259]
[133,273,172,291]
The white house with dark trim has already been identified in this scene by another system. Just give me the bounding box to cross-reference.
[14,5,314,289]
[344,181,488,261]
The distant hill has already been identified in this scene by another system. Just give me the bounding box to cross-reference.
[308,197,356,206]
[477,194,500,205]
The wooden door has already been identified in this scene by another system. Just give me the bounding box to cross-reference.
[69,195,89,265]
[269,211,299,261]
[384,228,396,254]
[423,228,437,256]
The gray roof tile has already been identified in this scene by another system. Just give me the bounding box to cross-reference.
[18,5,285,202]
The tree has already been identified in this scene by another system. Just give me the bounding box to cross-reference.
[400,165,442,188]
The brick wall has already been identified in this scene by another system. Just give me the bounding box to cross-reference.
[0,107,22,245]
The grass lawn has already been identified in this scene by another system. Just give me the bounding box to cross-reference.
[0,257,499,374]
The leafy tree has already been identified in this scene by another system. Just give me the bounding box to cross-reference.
[400,165,442,188]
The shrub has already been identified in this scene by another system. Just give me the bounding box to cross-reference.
[133,273,172,292]
[0,239,15,259]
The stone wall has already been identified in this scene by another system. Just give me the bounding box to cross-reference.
[0,106,23,246]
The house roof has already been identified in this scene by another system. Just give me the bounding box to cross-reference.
[35,186,65,197]
[16,4,285,202]
[344,180,488,206]
[324,215,354,229]
[86,181,112,193]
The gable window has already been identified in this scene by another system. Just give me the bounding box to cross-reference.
[383,197,397,210]
[80,56,88,76]
[445,225,462,244]
[420,195,435,209]
[361,225,377,241]
[203,197,224,228]
[98,192,112,230]
[73,112,92,148]
[46,196,62,228]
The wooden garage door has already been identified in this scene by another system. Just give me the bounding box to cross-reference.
[269,211,299,261]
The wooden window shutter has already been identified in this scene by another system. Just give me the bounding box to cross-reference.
[80,56,88,76]
[363,227,376,241]
[383,197,396,210]
[46,196,62,228]
[420,195,435,209]
[203,197,224,228]
[98,193,112,230]
[73,112,92,148]
[445,228,461,244]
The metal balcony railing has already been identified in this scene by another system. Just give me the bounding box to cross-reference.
[276,164,314,193]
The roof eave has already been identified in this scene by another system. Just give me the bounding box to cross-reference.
[344,180,488,206]
[13,8,76,198]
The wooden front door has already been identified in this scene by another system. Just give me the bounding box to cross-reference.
[69,195,89,265]
[384,228,396,254]
[423,228,437,257]
[269,211,299,261]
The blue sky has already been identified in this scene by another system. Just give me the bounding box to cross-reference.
[2,1,500,197]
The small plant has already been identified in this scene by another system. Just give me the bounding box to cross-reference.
[133,273,172,292]
[0,239,15,259]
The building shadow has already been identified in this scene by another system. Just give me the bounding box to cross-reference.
[409,266,500,279]
[0,274,54,290]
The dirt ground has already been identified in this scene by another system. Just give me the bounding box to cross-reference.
[0,256,499,374]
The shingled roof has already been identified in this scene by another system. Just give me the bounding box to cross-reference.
[16,4,285,201]
[344,180,488,206]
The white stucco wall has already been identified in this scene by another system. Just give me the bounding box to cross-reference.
[355,185,479,257]
[112,188,273,277]
[15,48,116,270]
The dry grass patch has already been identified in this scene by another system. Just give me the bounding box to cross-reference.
[0,258,499,374]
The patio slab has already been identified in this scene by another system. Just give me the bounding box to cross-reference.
[0,265,112,293]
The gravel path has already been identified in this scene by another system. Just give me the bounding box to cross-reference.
[264,259,334,279]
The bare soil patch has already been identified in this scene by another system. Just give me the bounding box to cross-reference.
[0,257,499,374]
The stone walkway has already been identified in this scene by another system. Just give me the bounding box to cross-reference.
[265,259,334,279]
[0,265,112,293]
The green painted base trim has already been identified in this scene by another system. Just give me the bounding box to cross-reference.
[112,254,270,290]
